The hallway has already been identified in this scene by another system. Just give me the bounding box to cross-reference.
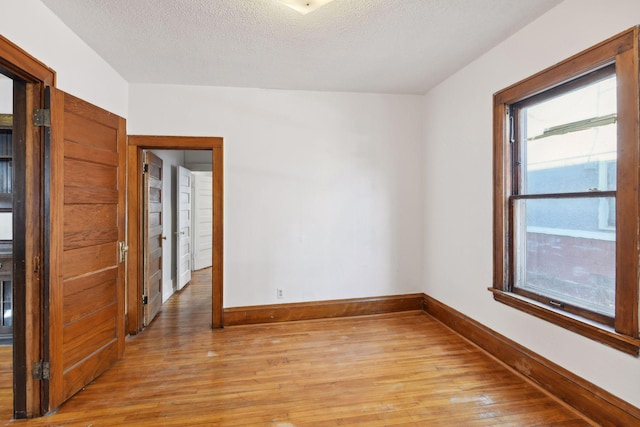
[2,268,590,426]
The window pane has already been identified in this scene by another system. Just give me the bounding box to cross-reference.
[522,75,616,195]
[514,197,615,317]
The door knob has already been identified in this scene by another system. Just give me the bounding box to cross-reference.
[118,241,129,263]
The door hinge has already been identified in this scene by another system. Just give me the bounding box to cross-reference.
[33,360,50,380]
[33,109,51,127]
[143,163,149,174]
[142,295,148,305]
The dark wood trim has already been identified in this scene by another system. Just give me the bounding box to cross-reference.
[46,87,64,413]
[493,26,640,349]
[511,286,614,328]
[423,294,640,427]
[494,27,634,105]
[116,116,127,358]
[39,86,51,415]
[127,136,224,331]
[11,79,27,420]
[125,144,143,335]
[224,294,424,326]
[0,35,53,419]
[128,135,220,150]
[615,29,640,338]
[211,143,223,329]
[513,63,616,109]
[493,100,509,293]
[0,35,55,86]
[491,288,639,355]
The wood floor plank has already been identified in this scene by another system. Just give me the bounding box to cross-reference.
[0,345,11,422]
[1,268,593,426]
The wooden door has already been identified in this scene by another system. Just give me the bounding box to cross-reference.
[193,172,213,270]
[47,88,126,411]
[176,166,192,290]
[143,151,163,326]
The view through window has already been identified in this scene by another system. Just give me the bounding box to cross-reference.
[513,71,617,321]
[492,27,640,354]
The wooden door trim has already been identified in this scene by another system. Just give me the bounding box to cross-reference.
[0,35,55,87]
[127,136,224,332]
[0,35,56,418]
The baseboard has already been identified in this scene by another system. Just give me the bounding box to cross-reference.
[223,294,424,326]
[422,294,640,427]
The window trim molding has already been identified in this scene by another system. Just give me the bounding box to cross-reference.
[493,27,640,355]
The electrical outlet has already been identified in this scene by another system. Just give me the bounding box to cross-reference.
[277,288,284,299]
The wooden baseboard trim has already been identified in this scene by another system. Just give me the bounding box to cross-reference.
[223,294,424,326]
[423,294,640,427]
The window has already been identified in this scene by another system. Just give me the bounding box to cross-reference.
[493,28,640,355]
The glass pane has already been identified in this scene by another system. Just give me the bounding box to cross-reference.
[514,197,615,317]
[522,75,616,195]
[0,212,11,240]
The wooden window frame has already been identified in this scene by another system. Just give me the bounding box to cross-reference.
[492,27,640,355]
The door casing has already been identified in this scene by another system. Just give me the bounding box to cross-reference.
[0,35,55,419]
[127,136,223,333]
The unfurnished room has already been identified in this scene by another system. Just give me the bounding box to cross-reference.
[0,0,639,425]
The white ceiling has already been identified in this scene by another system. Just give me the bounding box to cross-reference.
[40,0,562,95]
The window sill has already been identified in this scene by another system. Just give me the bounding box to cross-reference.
[488,288,640,356]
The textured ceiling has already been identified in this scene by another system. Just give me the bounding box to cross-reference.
[40,0,562,94]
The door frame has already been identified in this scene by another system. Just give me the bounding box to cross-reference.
[127,136,223,333]
[0,35,55,418]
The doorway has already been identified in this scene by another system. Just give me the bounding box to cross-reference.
[127,136,223,334]
[0,34,55,419]
[143,149,213,313]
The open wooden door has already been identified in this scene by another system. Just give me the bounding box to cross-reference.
[176,165,192,290]
[46,88,126,412]
[143,151,163,326]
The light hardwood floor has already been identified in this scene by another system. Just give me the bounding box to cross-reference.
[0,344,10,422]
[2,269,592,426]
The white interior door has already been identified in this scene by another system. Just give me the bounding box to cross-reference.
[192,172,213,270]
[176,166,192,290]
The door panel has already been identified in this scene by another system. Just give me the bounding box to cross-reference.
[143,151,163,326]
[63,204,118,249]
[47,88,126,411]
[177,166,192,289]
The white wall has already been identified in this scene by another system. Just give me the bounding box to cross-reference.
[151,150,185,303]
[2,0,128,117]
[129,86,424,307]
[422,0,640,408]
[185,150,213,172]
[0,77,12,114]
